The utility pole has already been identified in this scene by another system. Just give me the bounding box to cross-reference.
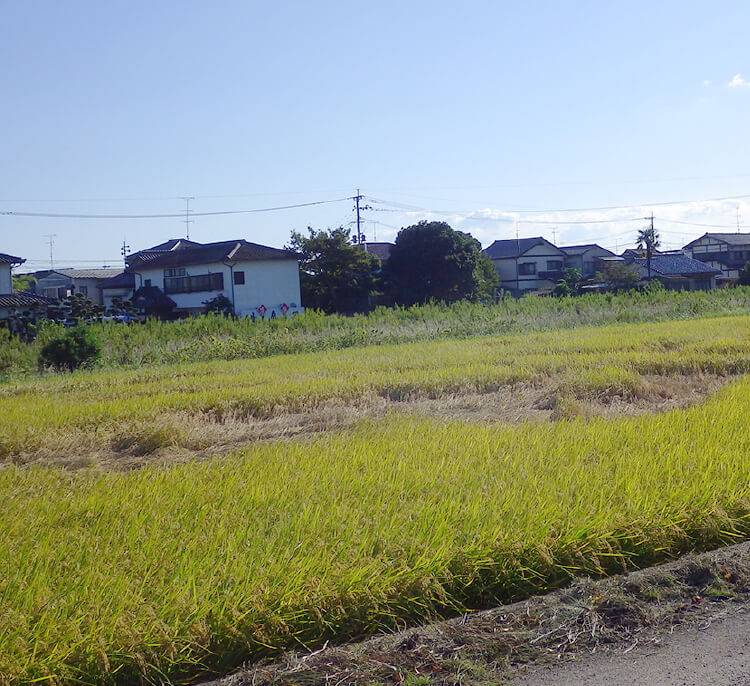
[121,239,130,266]
[352,189,371,245]
[42,234,57,269]
[179,196,194,240]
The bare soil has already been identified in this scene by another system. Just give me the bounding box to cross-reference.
[199,541,750,686]
[8,372,731,470]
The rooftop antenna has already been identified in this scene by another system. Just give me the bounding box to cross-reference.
[179,196,194,240]
[737,206,742,233]
[551,226,558,244]
[42,234,57,269]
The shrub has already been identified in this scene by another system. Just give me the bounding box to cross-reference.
[39,325,102,372]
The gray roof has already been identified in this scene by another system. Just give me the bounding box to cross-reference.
[684,233,750,248]
[128,239,298,269]
[99,272,135,289]
[55,268,124,280]
[559,244,614,256]
[0,292,55,308]
[0,253,25,265]
[360,242,394,262]
[631,255,721,277]
[483,237,560,259]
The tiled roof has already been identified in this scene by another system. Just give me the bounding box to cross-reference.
[0,253,24,265]
[128,240,298,269]
[684,233,750,248]
[99,272,134,289]
[0,293,55,308]
[559,244,614,256]
[55,268,124,280]
[361,242,395,262]
[483,237,556,259]
[631,255,721,277]
[146,239,202,251]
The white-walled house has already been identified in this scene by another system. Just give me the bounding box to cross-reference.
[682,233,750,284]
[0,253,20,295]
[0,253,55,321]
[126,238,302,318]
[482,237,568,296]
[559,244,616,279]
[32,268,123,304]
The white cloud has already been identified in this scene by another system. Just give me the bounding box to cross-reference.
[728,73,750,88]
[701,79,711,87]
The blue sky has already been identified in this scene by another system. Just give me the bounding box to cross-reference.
[3,1,750,270]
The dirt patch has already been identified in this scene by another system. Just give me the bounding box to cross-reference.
[200,541,750,686]
[4,373,732,470]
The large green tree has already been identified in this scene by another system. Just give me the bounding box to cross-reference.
[287,227,380,313]
[383,221,498,305]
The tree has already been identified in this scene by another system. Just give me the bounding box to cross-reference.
[383,221,499,305]
[286,227,380,313]
[203,294,233,316]
[39,325,101,372]
[595,261,641,290]
[636,225,661,280]
[12,273,36,292]
[739,261,750,286]
[554,268,583,297]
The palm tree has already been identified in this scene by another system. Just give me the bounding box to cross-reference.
[636,225,661,280]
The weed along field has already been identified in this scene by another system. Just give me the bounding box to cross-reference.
[5,305,750,683]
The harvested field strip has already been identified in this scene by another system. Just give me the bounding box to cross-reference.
[3,316,750,463]
[3,379,750,684]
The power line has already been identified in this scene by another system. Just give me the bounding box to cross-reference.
[0,197,349,220]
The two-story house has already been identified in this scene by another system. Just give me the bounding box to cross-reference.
[482,237,568,296]
[125,238,303,318]
[682,233,750,284]
[0,253,55,321]
[33,268,124,304]
[559,244,616,279]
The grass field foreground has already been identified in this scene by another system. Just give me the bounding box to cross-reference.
[2,378,750,684]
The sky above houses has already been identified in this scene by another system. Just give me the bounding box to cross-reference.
[3,1,750,271]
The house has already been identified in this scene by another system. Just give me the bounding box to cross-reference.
[559,244,616,279]
[482,237,568,296]
[682,233,750,284]
[99,272,136,311]
[32,268,124,304]
[125,238,302,318]
[0,253,55,321]
[628,254,720,291]
[360,242,395,263]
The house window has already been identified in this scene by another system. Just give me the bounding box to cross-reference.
[44,287,58,298]
[164,267,187,277]
[518,262,536,275]
[144,279,152,287]
[79,286,88,296]
[234,271,245,285]
[164,272,224,294]
[583,261,594,274]
[546,261,562,271]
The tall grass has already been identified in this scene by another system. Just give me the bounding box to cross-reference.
[2,380,750,684]
[5,287,750,374]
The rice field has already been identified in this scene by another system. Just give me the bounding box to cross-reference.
[3,314,750,684]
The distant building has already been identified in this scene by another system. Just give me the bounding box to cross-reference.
[682,233,750,284]
[482,237,567,296]
[125,238,302,318]
[558,244,616,279]
[0,253,55,321]
[359,242,395,263]
[32,268,124,304]
[628,254,720,290]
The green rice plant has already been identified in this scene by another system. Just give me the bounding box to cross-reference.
[2,378,750,683]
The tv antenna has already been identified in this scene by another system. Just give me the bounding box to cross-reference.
[179,196,194,240]
[42,234,57,269]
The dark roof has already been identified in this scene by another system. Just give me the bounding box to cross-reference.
[146,239,202,251]
[631,255,721,277]
[559,244,614,256]
[483,237,560,259]
[99,272,134,289]
[0,253,25,265]
[128,239,298,269]
[684,233,750,248]
[0,293,55,308]
[361,242,395,262]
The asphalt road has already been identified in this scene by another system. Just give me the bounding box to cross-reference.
[511,609,750,686]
